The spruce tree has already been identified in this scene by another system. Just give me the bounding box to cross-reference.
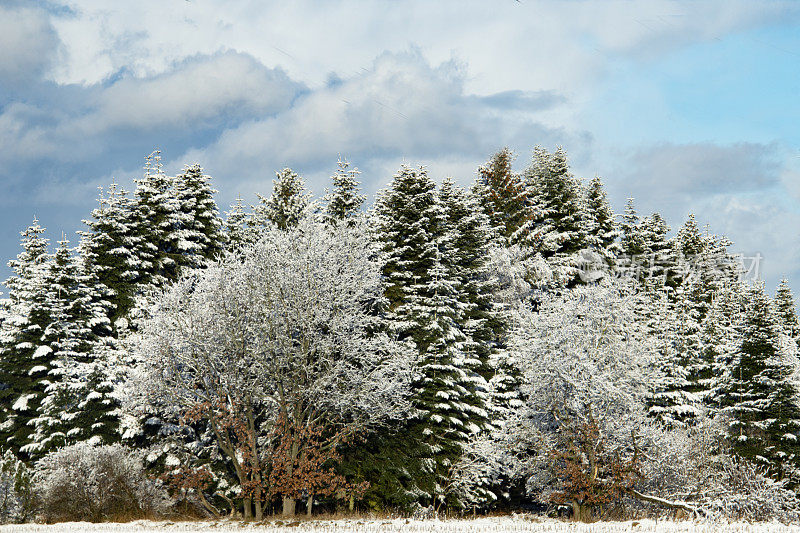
[522,146,587,285]
[173,163,224,269]
[132,150,181,289]
[583,176,620,270]
[23,239,117,460]
[775,278,799,340]
[322,158,366,226]
[223,196,258,254]
[472,148,530,245]
[719,283,800,482]
[79,184,141,322]
[0,219,54,458]
[639,212,677,291]
[254,168,311,231]
[374,166,486,507]
[620,198,645,258]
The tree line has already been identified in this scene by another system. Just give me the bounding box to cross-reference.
[0,147,799,523]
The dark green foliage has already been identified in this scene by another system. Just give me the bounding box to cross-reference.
[719,283,800,483]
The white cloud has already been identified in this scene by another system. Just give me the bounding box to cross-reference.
[0,5,61,85]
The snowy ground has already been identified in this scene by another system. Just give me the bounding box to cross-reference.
[2,517,798,533]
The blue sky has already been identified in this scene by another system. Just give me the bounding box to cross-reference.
[1,0,799,297]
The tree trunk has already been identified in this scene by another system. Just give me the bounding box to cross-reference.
[306,493,313,517]
[571,501,592,522]
[349,493,355,512]
[243,497,252,520]
[255,498,263,521]
[282,496,296,516]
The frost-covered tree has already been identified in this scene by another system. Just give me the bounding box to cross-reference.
[374,166,490,508]
[172,163,224,269]
[522,146,587,285]
[583,176,620,270]
[23,238,117,460]
[132,150,181,289]
[508,281,660,517]
[130,220,412,518]
[472,148,530,245]
[223,196,257,254]
[719,282,800,483]
[775,278,799,340]
[619,198,645,258]
[79,184,142,322]
[254,168,312,231]
[0,219,54,458]
[322,158,366,226]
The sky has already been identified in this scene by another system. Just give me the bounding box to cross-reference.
[1,0,799,297]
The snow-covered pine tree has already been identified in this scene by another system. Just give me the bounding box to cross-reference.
[775,278,799,340]
[522,146,587,285]
[639,212,677,291]
[701,284,745,413]
[620,198,646,258]
[132,150,181,289]
[374,166,487,507]
[472,148,531,245]
[584,176,621,271]
[322,158,366,226]
[719,282,800,483]
[23,238,117,460]
[223,196,258,254]
[172,164,224,270]
[0,219,54,458]
[254,168,312,231]
[79,184,142,323]
[647,280,703,427]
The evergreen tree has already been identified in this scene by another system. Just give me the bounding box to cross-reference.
[620,198,645,258]
[254,168,311,231]
[173,163,224,269]
[719,283,800,483]
[472,148,530,245]
[374,166,486,507]
[583,176,620,270]
[223,196,258,254]
[322,158,366,226]
[647,281,703,427]
[775,278,799,340]
[639,212,677,291]
[22,239,117,460]
[522,146,587,285]
[132,150,181,289]
[0,219,54,458]
[79,184,141,322]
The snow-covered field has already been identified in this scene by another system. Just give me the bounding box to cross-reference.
[2,518,798,533]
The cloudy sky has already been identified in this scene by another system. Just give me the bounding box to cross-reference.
[1,0,799,295]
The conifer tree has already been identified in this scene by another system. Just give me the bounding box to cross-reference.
[254,168,311,230]
[648,281,703,427]
[639,212,677,291]
[522,146,587,285]
[223,196,258,254]
[79,184,141,322]
[374,166,487,507]
[132,150,181,289]
[23,239,117,460]
[173,163,224,269]
[583,176,620,270]
[472,148,530,245]
[719,283,800,482]
[620,198,645,258]
[322,158,366,226]
[0,219,54,458]
[775,278,799,340]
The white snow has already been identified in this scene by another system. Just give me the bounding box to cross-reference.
[12,393,35,411]
[1,518,798,533]
[32,345,53,359]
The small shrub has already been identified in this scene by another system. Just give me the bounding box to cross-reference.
[35,442,171,522]
[0,450,35,523]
